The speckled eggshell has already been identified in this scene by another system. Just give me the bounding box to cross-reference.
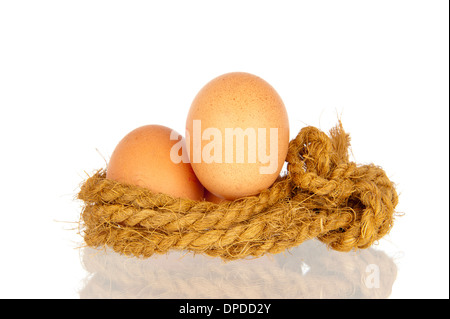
[186,72,289,200]
[106,124,204,200]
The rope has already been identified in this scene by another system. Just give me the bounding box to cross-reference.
[77,122,399,260]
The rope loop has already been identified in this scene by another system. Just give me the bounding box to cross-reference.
[286,124,398,251]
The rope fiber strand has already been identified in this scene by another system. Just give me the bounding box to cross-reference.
[77,122,399,261]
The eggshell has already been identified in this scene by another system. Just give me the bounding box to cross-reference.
[186,72,289,200]
[106,125,204,200]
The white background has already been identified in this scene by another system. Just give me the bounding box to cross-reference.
[0,0,448,299]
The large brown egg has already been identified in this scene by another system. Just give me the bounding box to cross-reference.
[106,125,204,200]
[186,72,289,200]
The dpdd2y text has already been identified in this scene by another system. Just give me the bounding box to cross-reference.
[179,302,271,316]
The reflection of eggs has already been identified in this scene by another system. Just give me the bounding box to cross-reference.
[186,72,289,200]
[106,125,204,200]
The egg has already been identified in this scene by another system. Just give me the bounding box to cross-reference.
[204,189,227,204]
[106,124,204,200]
[186,72,289,200]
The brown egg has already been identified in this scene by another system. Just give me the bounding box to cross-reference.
[186,72,289,200]
[204,189,228,204]
[106,125,204,200]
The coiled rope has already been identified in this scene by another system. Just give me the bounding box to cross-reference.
[78,122,399,260]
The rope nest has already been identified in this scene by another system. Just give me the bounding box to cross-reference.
[77,122,399,261]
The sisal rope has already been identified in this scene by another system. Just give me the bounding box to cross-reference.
[77,122,399,260]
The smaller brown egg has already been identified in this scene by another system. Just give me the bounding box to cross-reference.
[106,125,204,200]
[204,189,228,204]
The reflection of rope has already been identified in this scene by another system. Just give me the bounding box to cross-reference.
[77,122,399,260]
[79,240,397,299]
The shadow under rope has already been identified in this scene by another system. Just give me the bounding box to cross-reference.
[79,239,397,299]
